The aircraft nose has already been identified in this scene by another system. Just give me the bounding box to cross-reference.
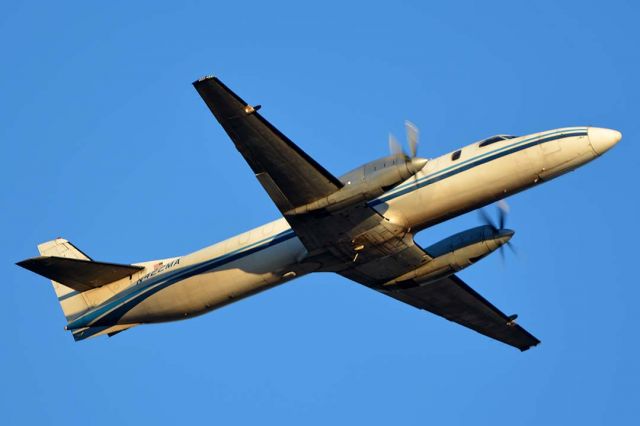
[588,127,622,155]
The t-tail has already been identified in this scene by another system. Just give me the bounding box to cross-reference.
[17,238,144,341]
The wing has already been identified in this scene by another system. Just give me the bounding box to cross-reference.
[381,274,540,351]
[340,242,540,351]
[193,76,343,212]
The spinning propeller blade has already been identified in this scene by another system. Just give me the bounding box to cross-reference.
[405,120,419,158]
[479,208,497,231]
[388,121,420,159]
[388,133,404,157]
[479,200,517,263]
[497,199,509,229]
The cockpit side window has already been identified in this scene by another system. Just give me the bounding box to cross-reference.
[478,135,518,147]
[451,150,461,161]
[478,136,504,147]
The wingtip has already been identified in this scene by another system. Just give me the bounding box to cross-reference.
[193,74,216,85]
[519,340,541,352]
[16,257,36,268]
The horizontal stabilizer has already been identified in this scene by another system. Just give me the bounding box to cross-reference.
[17,256,144,292]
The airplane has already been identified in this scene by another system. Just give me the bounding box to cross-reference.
[16,76,622,351]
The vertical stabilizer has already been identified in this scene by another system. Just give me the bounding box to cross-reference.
[37,238,92,321]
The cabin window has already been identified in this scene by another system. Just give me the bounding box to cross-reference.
[451,150,461,161]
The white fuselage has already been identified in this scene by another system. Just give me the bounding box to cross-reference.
[66,126,618,334]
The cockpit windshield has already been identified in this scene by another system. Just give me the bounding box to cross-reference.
[478,135,518,147]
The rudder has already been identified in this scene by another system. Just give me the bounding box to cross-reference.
[37,238,92,321]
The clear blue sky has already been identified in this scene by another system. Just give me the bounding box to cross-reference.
[2,1,639,424]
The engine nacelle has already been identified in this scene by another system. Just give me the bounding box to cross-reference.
[384,225,513,288]
[286,155,427,215]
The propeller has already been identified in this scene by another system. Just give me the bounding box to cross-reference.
[389,120,420,159]
[388,121,427,177]
[479,200,517,262]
